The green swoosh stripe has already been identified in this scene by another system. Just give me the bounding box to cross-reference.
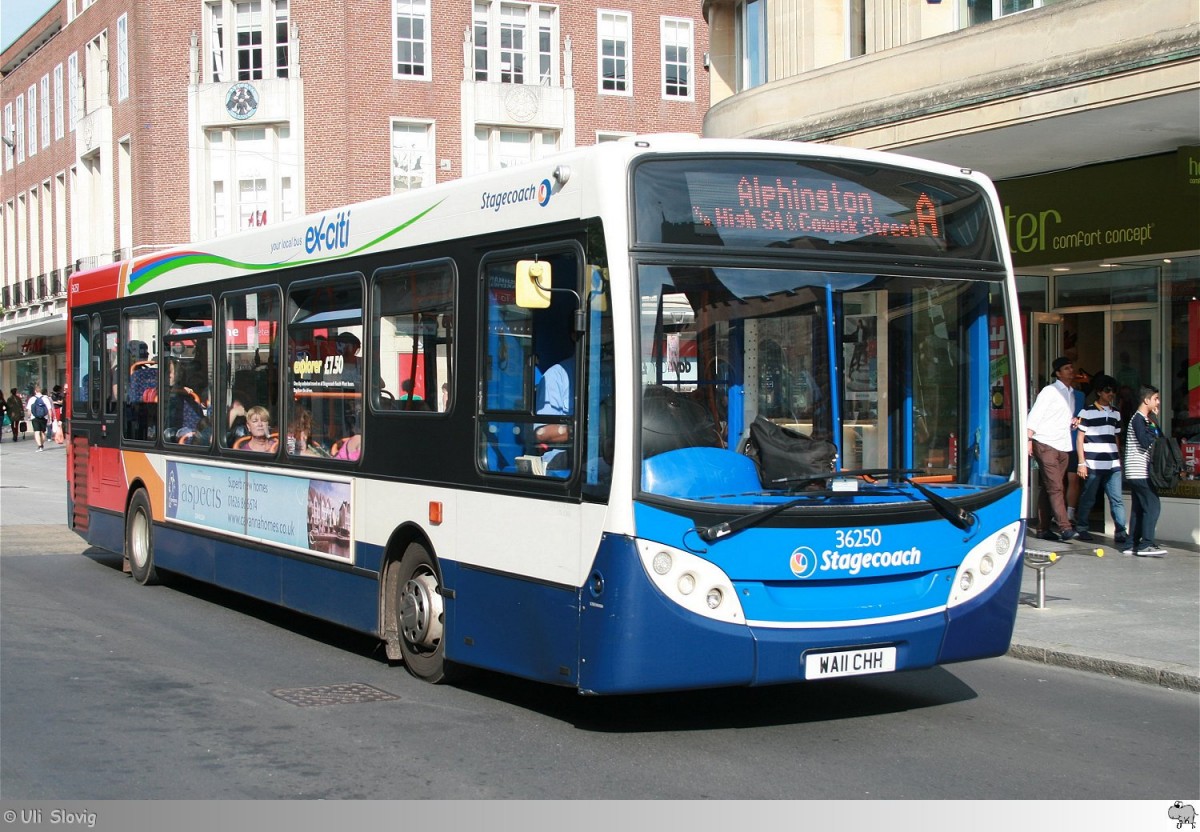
[127,199,444,294]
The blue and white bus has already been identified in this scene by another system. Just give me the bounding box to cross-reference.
[67,135,1026,694]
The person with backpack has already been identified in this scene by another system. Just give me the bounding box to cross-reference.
[27,385,55,452]
[1122,384,1167,558]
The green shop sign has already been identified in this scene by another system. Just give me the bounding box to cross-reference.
[996,147,1199,269]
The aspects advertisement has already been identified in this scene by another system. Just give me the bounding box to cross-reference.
[166,460,352,560]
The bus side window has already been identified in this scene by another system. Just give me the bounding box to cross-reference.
[221,288,281,450]
[122,308,159,442]
[372,259,456,419]
[286,276,363,461]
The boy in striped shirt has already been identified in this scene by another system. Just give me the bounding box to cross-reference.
[1073,375,1127,544]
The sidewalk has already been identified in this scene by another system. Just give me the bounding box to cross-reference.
[2,433,1198,690]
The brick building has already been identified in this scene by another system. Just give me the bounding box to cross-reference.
[0,0,709,395]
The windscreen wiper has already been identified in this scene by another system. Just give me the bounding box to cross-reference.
[695,468,975,543]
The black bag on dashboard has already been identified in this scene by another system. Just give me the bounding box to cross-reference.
[747,416,837,486]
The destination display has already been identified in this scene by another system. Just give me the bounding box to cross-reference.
[633,157,1000,261]
[166,460,352,560]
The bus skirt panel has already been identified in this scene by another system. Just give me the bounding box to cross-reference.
[154,526,379,635]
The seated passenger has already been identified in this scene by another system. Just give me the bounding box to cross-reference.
[235,406,278,453]
[333,414,362,461]
[286,407,330,457]
[533,355,574,471]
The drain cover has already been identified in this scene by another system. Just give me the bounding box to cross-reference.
[269,682,400,707]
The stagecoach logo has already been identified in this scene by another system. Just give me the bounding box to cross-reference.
[480,178,555,213]
[789,546,819,579]
[790,544,924,578]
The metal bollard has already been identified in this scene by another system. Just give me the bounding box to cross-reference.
[1022,548,1060,609]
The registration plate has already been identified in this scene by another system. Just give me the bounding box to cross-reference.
[805,646,897,679]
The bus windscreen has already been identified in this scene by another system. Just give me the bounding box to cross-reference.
[633,156,999,261]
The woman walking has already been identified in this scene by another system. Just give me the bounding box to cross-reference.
[1123,384,1167,558]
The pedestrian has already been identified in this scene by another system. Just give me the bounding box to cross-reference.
[49,384,66,444]
[26,384,55,451]
[1026,356,1078,541]
[5,388,23,442]
[1123,384,1167,557]
[1072,374,1127,544]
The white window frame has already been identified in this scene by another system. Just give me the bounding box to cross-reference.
[40,75,51,148]
[117,15,129,101]
[473,125,558,173]
[996,0,1044,18]
[597,10,631,96]
[235,1,265,81]
[53,65,65,140]
[68,53,81,130]
[473,2,559,86]
[660,17,693,102]
[391,119,434,192]
[15,95,25,163]
[3,105,12,170]
[27,86,37,157]
[393,0,430,80]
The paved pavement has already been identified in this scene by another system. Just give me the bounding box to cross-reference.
[2,431,1197,691]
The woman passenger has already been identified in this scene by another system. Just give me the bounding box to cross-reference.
[241,405,277,453]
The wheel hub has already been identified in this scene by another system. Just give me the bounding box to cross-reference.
[400,572,443,649]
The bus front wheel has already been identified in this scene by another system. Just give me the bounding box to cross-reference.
[126,489,159,586]
[395,543,452,683]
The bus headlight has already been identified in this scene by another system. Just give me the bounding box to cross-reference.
[652,551,673,575]
[948,520,1023,608]
[636,540,744,625]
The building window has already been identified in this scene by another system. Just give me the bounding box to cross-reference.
[15,95,25,164]
[735,0,766,91]
[391,121,432,192]
[598,10,631,94]
[205,125,297,239]
[596,131,634,143]
[117,15,129,101]
[965,0,1046,26]
[27,87,36,158]
[40,76,50,148]
[68,53,80,130]
[275,0,290,78]
[236,1,264,80]
[210,3,227,82]
[394,0,429,79]
[53,65,64,140]
[473,126,558,173]
[661,18,692,100]
[474,2,558,86]
[3,105,12,170]
[205,1,289,82]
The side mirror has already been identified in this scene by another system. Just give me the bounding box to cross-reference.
[515,260,552,309]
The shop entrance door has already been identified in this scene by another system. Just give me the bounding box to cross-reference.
[1028,313,1064,524]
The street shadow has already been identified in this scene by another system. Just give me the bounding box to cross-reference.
[451,663,979,732]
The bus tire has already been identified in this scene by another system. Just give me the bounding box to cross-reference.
[126,489,159,586]
[395,543,453,683]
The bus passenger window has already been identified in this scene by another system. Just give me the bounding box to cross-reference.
[372,259,456,415]
[221,288,281,450]
[287,276,363,462]
[164,300,213,446]
[122,308,159,442]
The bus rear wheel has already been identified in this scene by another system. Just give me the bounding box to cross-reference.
[396,543,452,683]
[126,489,159,586]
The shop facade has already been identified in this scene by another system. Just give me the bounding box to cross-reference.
[998,148,1200,545]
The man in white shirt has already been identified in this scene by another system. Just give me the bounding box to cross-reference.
[1027,356,1078,541]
